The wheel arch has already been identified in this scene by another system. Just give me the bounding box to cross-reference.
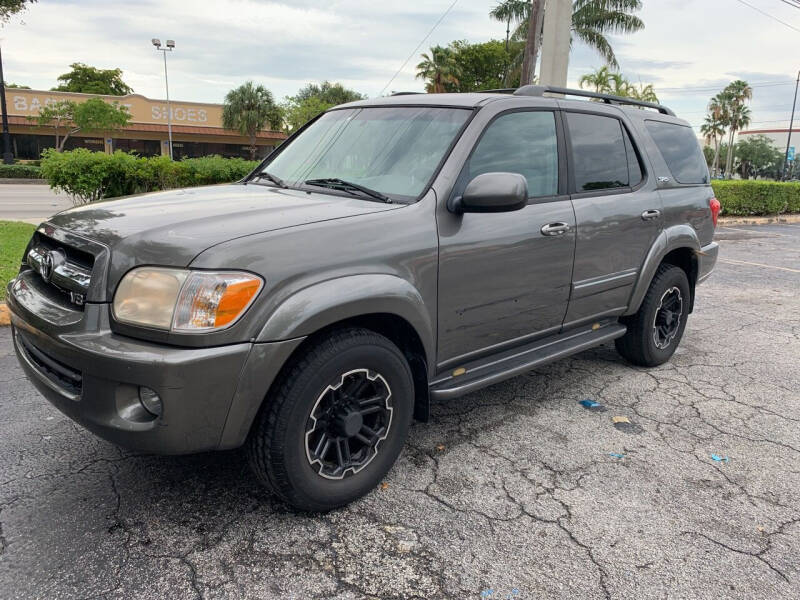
[625,226,701,316]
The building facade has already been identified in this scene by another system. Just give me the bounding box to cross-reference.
[1,88,287,160]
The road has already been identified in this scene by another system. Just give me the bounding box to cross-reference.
[0,183,72,224]
[0,224,798,599]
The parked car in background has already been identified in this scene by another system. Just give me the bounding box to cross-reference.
[7,85,719,511]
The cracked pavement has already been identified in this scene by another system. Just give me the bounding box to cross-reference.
[1,223,798,599]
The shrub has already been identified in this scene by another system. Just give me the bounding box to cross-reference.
[0,163,43,179]
[40,149,259,205]
[711,180,800,216]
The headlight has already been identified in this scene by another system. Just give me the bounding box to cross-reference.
[113,267,262,332]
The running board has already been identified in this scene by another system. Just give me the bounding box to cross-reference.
[429,323,626,400]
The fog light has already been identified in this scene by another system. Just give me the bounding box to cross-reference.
[138,386,162,417]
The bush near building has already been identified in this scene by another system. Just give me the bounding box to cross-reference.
[40,149,259,205]
[0,164,43,179]
[712,180,800,216]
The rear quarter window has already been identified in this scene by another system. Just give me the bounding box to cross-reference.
[645,120,709,184]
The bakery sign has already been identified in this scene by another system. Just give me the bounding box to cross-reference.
[3,89,225,128]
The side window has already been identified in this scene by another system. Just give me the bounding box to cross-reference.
[566,112,629,192]
[467,111,558,198]
[645,120,709,184]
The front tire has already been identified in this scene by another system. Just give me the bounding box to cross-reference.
[615,264,690,367]
[247,328,414,512]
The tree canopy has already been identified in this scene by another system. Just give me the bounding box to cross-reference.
[0,0,35,22]
[30,98,131,151]
[578,67,658,102]
[282,81,364,134]
[735,135,782,180]
[53,63,133,96]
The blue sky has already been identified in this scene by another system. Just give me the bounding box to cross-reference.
[1,0,797,135]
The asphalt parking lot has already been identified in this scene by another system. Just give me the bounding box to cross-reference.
[0,223,798,599]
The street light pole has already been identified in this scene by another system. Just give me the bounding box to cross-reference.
[783,70,799,180]
[152,38,175,160]
[0,44,14,165]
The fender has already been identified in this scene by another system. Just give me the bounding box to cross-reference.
[256,273,435,369]
[624,224,701,316]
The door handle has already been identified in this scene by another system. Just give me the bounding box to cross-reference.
[641,209,661,221]
[540,222,570,236]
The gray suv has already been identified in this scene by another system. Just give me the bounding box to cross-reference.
[8,85,719,511]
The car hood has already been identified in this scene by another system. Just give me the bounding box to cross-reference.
[47,183,400,266]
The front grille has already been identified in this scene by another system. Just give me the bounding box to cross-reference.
[25,232,95,308]
[15,330,83,397]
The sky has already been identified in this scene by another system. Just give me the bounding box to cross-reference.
[0,0,798,136]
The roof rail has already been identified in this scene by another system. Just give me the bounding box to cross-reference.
[390,91,424,96]
[509,85,674,116]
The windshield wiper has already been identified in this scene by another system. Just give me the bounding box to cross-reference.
[304,178,392,203]
[252,171,288,188]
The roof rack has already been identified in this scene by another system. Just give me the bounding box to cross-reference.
[483,85,675,116]
[390,91,424,96]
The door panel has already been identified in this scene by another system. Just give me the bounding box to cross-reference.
[437,201,576,367]
[562,111,662,328]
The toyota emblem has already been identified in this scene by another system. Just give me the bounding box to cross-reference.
[39,249,65,283]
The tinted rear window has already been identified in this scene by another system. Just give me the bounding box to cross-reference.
[645,120,709,184]
[566,113,629,191]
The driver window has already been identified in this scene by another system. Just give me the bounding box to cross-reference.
[467,111,559,198]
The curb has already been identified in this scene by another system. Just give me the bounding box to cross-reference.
[719,214,800,225]
[0,178,46,185]
[0,303,9,327]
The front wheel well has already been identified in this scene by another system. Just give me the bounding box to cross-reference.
[660,247,698,312]
[262,313,430,426]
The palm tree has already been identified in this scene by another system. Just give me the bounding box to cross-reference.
[415,46,460,93]
[578,66,613,92]
[701,99,726,177]
[489,0,644,76]
[628,82,658,103]
[720,80,753,178]
[222,82,282,160]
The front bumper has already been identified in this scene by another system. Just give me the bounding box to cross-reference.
[697,241,719,284]
[8,284,303,454]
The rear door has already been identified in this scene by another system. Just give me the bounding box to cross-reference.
[436,108,576,368]
[562,110,663,328]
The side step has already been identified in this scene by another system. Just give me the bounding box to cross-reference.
[429,323,626,400]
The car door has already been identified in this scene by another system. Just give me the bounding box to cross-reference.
[436,109,576,369]
[562,110,663,328]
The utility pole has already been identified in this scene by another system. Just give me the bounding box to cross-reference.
[782,70,799,180]
[539,0,572,88]
[0,45,14,164]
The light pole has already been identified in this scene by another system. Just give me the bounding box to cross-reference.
[783,70,799,181]
[152,38,175,160]
[0,44,14,164]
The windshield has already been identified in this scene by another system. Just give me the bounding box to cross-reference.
[259,106,471,201]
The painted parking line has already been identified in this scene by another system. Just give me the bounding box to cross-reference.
[719,258,800,273]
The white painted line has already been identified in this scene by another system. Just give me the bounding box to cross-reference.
[719,258,800,273]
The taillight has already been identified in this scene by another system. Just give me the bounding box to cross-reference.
[709,197,721,228]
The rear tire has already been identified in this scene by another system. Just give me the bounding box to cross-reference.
[615,264,690,367]
[247,327,414,512]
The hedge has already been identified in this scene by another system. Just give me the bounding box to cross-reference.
[712,180,800,216]
[0,163,43,179]
[40,149,259,205]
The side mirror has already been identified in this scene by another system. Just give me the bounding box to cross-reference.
[449,172,528,214]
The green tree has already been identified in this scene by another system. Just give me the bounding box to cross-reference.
[4,82,30,89]
[0,0,36,22]
[735,135,782,180]
[282,81,364,133]
[489,0,644,80]
[416,46,460,93]
[52,63,133,96]
[700,109,725,177]
[578,67,658,102]
[448,39,521,91]
[222,82,282,160]
[720,80,752,178]
[29,98,130,151]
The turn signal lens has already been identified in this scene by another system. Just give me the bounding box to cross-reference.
[172,272,262,331]
[709,197,721,227]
